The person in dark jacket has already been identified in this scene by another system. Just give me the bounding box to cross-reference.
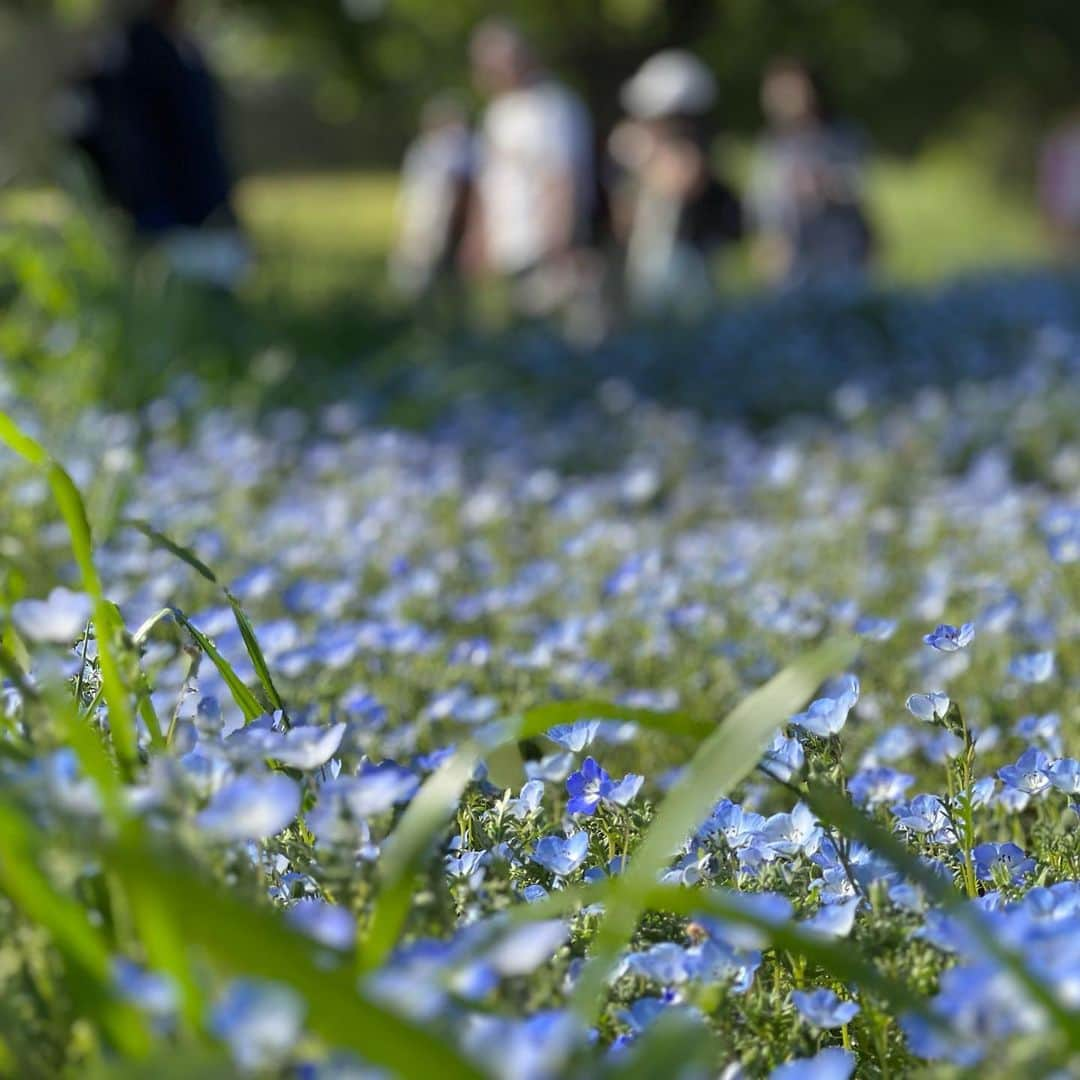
[64,0,248,285]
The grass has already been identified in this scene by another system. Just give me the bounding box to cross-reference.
[224,140,1053,308]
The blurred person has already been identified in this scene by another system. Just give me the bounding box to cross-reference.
[608,49,741,314]
[60,0,249,288]
[390,92,474,312]
[1038,111,1080,260]
[465,18,595,319]
[747,57,872,287]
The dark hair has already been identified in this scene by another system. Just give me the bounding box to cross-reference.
[764,55,835,125]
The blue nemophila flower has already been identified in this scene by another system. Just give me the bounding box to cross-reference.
[972,842,1035,884]
[1048,757,1080,794]
[791,987,860,1029]
[849,766,914,807]
[1013,712,1061,755]
[789,675,859,738]
[463,1010,580,1080]
[210,979,305,1072]
[525,752,575,782]
[502,779,545,819]
[704,800,766,849]
[615,992,685,1038]
[228,720,346,771]
[12,587,91,644]
[445,836,487,885]
[692,891,792,951]
[905,691,950,723]
[484,919,569,977]
[1008,650,1055,684]
[625,940,760,993]
[853,614,897,640]
[923,622,975,652]
[113,959,176,1021]
[770,1046,855,1080]
[801,896,861,939]
[761,731,805,782]
[196,773,300,841]
[762,803,821,857]
[347,760,420,816]
[891,794,955,843]
[415,745,456,772]
[565,757,642,816]
[545,720,600,752]
[532,831,589,877]
[286,900,355,950]
[997,747,1052,795]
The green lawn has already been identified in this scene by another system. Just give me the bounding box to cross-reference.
[1,141,1053,312]
[231,144,1051,305]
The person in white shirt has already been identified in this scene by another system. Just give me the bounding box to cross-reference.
[465,18,595,317]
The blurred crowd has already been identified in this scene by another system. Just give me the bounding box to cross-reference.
[392,19,875,336]
[56,4,1080,336]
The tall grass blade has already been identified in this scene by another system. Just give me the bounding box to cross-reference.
[169,608,263,723]
[105,838,483,1079]
[126,519,287,716]
[569,636,859,1017]
[0,411,142,769]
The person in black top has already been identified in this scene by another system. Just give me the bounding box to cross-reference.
[608,50,742,315]
[64,0,248,285]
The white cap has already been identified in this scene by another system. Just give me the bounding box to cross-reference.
[620,49,717,119]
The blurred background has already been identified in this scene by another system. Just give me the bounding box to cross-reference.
[0,0,1078,416]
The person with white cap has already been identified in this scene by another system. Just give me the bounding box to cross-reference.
[608,49,741,314]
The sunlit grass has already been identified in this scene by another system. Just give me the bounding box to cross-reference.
[3,142,1052,305]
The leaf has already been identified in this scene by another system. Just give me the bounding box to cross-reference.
[518,698,713,742]
[104,838,483,1080]
[0,411,142,768]
[569,636,859,1016]
[169,608,263,724]
[0,798,150,1058]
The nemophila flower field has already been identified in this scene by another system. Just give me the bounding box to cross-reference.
[3,277,1080,1078]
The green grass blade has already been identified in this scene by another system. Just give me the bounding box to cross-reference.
[105,840,483,1079]
[226,591,287,716]
[505,877,928,1024]
[125,519,287,716]
[518,699,713,742]
[0,799,151,1058]
[124,519,219,583]
[0,411,48,465]
[169,608,263,723]
[644,883,926,1018]
[569,636,859,1017]
[601,1010,714,1079]
[0,411,142,770]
